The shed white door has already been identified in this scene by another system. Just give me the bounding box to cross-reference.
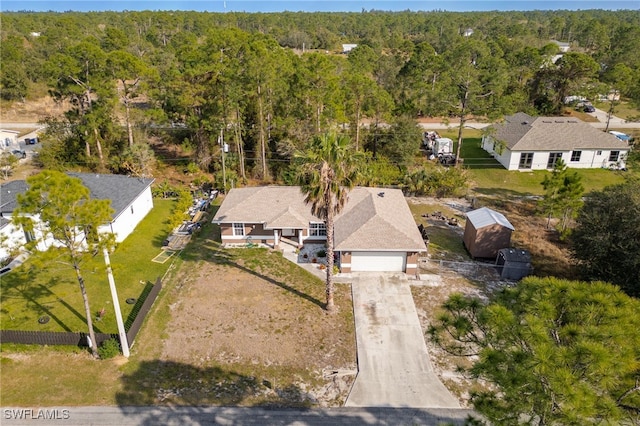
[351,251,406,272]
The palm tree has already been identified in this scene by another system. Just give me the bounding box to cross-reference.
[295,132,362,311]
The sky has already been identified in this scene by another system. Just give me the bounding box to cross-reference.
[1,0,638,13]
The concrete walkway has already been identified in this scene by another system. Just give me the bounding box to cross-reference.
[279,247,461,408]
[345,273,461,408]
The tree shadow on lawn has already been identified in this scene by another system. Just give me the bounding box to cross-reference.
[116,360,479,425]
[1,265,104,333]
[116,359,312,408]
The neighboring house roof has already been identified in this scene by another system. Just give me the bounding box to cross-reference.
[466,207,514,231]
[0,173,154,222]
[490,113,628,152]
[0,180,29,214]
[213,186,427,252]
[67,173,154,220]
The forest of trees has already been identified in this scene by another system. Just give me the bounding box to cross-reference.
[1,9,639,184]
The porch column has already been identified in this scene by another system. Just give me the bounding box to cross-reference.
[298,229,303,247]
[274,229,279,248]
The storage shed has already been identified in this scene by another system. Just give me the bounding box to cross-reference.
[463,207,514,259]
[496,248,532,280]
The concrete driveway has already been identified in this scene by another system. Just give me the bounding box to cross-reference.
[345,273,461,408]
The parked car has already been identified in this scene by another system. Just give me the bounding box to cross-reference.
[11,149,26,159]
[24,137,38,145]
[582,105,595,113]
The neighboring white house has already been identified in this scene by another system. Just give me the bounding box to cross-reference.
[0,129,20,151]
[0,173,154,261]
[481,112,630,171]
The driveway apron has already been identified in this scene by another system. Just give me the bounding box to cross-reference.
[345,273,460,408]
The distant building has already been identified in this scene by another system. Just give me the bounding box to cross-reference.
[552,40,571,53]
[550,40,570,64]
[342,44,358,53]
[0,129,20,150]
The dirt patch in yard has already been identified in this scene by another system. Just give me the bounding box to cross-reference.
[144,242,357,407]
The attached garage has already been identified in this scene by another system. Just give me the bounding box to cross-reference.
[350,251,407,272]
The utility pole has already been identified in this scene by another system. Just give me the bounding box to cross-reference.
[103,247,130,358]
[219,129,227,190]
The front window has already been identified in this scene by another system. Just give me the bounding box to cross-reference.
[570,151,581,162]
[232,223,244,236]
[519,152,533,169]
[547,152,562,169]
[310,222,326,237]
[609,151,620,162]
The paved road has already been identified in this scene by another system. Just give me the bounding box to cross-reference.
[417,108,639,130]
[0,406,479,425]
[345,273,461,409]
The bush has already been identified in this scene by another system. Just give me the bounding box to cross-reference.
[98,338,121,359]
[316,249,326,258]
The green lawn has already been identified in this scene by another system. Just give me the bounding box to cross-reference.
[0,198,177,333]
[457,136,629,196]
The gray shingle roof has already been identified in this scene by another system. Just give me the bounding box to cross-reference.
[466,207,514,231]
[0,180,29,214]
[213,186,427,252]
[491,113,629,151]
[66,173,154,219]
[0,173,154,221]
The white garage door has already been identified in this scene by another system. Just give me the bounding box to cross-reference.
[350,251,406,272]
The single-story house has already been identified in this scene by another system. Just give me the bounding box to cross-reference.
[463,207,514,259]
[1,129,20,150]
[496,248,532,281]
[212,186,427,274]
[0,173,154,261]
[481,112,630,171]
